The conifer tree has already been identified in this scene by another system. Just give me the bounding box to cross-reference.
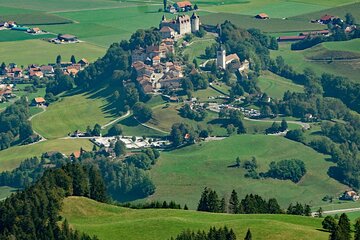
[244,228,252,240]
[338,213,351,240]
[228,190,240,214]
[89,165,107,202]
[354,218,360,240]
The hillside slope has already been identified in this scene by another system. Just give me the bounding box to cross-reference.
[62,197,329,240]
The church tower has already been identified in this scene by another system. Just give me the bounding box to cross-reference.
[216,45,226,69]
[191,13,200,33]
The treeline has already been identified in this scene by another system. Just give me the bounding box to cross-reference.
[0,148,159,201]
[121,200,186,210]
[0,97,35,150]
[170,227,248,240]
[0,163,103,239]
[197,188,311,216]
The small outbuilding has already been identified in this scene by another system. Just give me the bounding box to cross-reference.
[255,13,269,19]
[34,97,46,106]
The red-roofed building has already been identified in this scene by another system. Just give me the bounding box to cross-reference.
[255,13,269,19]
[319,14,335,24]
[34,97,46,106]
[174,1,192,11]
[277,35,306,42]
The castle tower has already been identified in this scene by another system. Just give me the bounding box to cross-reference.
[216,45,226,69]
[191,13,200,33]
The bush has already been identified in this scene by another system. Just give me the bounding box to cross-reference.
[264,159,306,183]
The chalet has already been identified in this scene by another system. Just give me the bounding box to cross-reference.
[174,1,192,11]
[318,14,335,24]
[77,58,89,67]
[341,191,360,201]
[34,97,46,106]
[277,35,306,42]
[255,13,269,19]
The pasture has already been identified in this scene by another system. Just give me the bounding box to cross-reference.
[62,196,329,240]
[271,43,359,83]
[31,91,118,139]
[0,30,54,42]
[0,39,105,66]
[0,139,93,171]
[148,134,347,208]
[258,71,304,99]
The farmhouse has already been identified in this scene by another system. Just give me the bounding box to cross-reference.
[77,58,89,66]
[34,97,46,106]
[27,27,41,34]
[174,1,192,12]
[40,65,54,76]
[255,13,269,19]
[318,14,335,24]
[341,190,360,201]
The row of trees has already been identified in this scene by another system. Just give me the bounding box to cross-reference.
[170,227,253,240]
[322,213,360,240]
[197,188,282,214]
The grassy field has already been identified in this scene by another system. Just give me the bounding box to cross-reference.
[202,13,326,33]
[0,30,55,42]
[271,43,360,83]
[62,196,329,240]
[32,90,117,139]
[0,39,105,66]
[183,35,216,64]
[323,39,360,53]
[258,71,304,99]
[148,135,347,209]
[0,139,93,171]
[0,186,17,200]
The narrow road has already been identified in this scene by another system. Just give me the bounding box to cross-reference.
[28,107,47,143]
[101,110,130,129]
[134,117,170,134]
[244,117,311,130]
[312,207,360,217]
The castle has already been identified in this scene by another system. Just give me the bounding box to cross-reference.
[159,13,200,38]
[217,45,250,73]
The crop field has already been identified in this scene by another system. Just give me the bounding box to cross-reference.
[0,139,93,172]
[62,196,329,240]
[271,43,360,83]
[31,91,118,139]
[0,39,105,67]
[148,134,347,208]
[258,71,304,99]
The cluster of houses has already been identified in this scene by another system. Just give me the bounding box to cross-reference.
[0,21,44,34]
[0,59,89,82]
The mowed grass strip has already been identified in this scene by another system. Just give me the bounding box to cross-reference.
[148,135,346,208]
[0,139,93,171]
[32,92,117,139]
[62,196,329,240]
[258,71,304,99]
[0,39,105,67]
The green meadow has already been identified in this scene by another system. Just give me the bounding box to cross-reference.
[0,40,105,66]
[271,42,360,83]
[148,134,346,209]
[31,91,118,139]
[258,71,304,99]
[0,139,93,172]
[62,196,329,240]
